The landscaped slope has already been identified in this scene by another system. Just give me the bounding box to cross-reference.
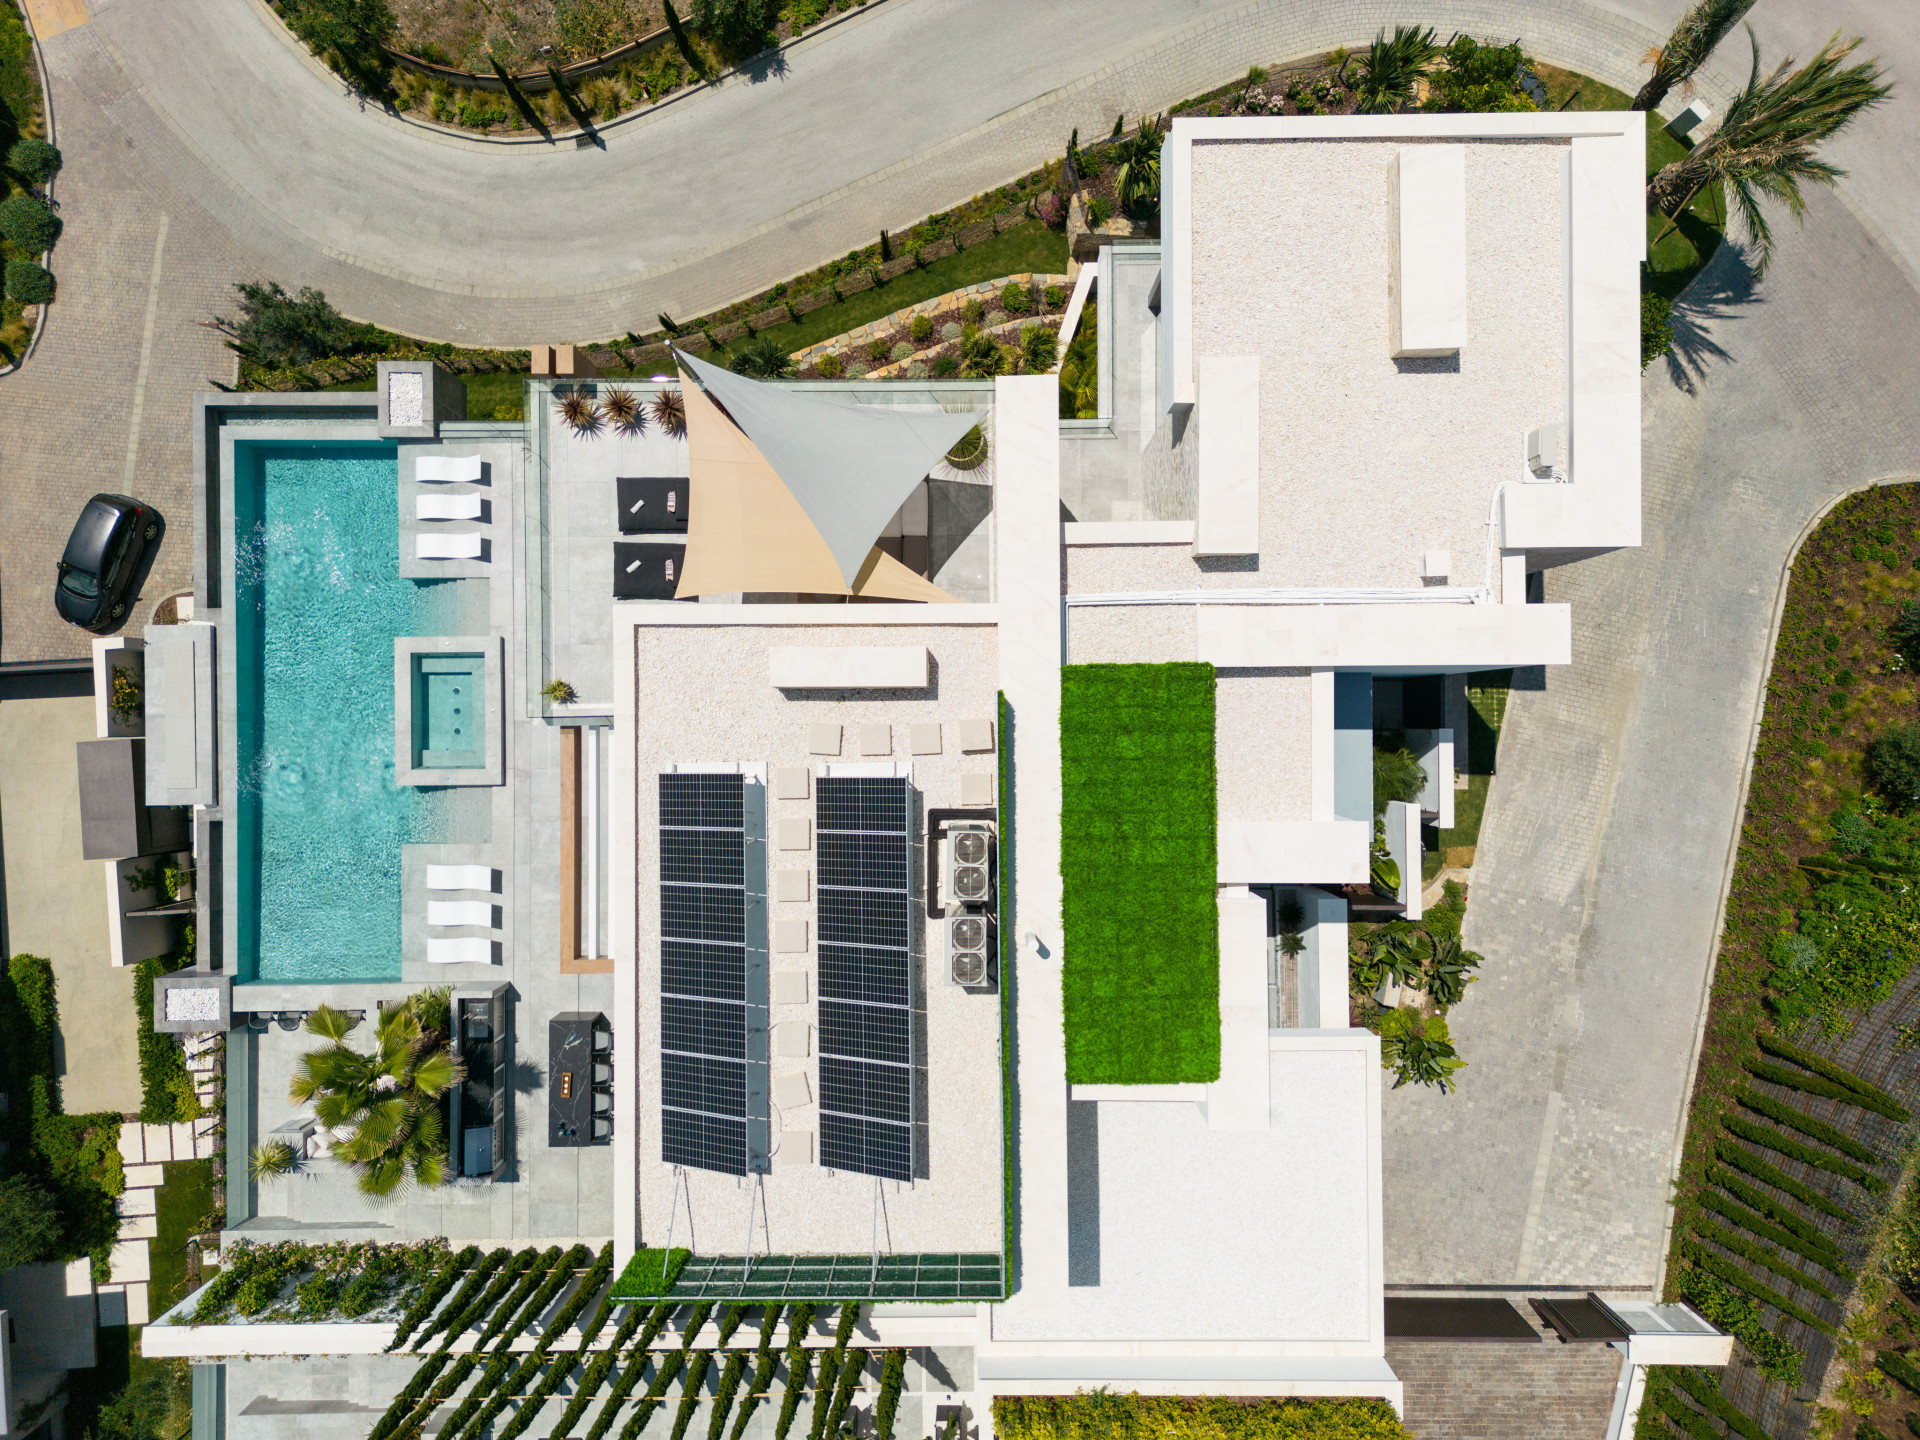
[1060,663,1219,1085]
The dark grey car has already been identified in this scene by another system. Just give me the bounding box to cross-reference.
[55,494,161,633]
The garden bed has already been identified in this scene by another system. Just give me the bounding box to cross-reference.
[1,0,51,364]
[796,279,1067,380]
[994,1394,1414,1440]
[1641,483,1920,1440]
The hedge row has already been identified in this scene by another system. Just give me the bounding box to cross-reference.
[1881,1350,1920,1397]
[667,1351,713,1440]
[1667,1367,1770,1440]
[1706,1167,1849,1259]
[1756,1033,1910,1119]
[992,1395,1416,1440]
[1715,1141,1856,1222]
[548,1301,656,1440]
[132,952,198,1122]
[1747,1058,1909,1122]
[1722,1114,1885,1191]
[1678,1243,1837,1336]
[1733,1086,1882,1165]
[388,1246,478,1351]
[408,1247,509,1351]
[487,1247,618,1440]
[1689,1217,1837,1302]
[1674,1270,1804,1385]
[1700,1190,1850,1280]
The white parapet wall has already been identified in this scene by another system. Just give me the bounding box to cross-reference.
[1388,145,1466,358]
[1217,821,1369,886]
[1197,601,1571,669]
[1193,355,1260,556]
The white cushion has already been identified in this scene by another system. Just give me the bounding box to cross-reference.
[427,937,493,965]
[417,494,482,521]
[426,864,494,891]
[415,456,483,483]
[417,533,483,560]
[428,900,494,928]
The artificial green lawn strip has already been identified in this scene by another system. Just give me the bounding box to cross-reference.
[1061,663,1220,1084]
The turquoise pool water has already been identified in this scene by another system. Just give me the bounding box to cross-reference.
[233,442,469,983]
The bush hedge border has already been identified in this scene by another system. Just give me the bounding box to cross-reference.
[1733,1085,1882,1166]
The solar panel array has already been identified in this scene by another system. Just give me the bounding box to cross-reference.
[816,776,916,1181]
[659,773,768,1175]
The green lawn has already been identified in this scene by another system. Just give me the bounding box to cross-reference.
[1536,61,1726,301]
[1060,663,1220,1085]
[1423,672,1512,883]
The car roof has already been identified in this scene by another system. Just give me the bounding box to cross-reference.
[61,496,131,572]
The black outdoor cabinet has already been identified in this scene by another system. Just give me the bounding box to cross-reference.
[451,984,510,1180]
[617,477,690,534]
[550,1011,612,1147]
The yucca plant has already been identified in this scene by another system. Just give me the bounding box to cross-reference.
[651,387,687,438]
[1111,116,1164,220]
[1353,25,1440,114]
[287,993,460,1197]
[557,388,604,436]
[602,387,646,435]
[1425,932,1482,1008]
[730,333,794,379]
[249,1138,300,1180]
[1646,29,1892,275]
[1633,0,1757,114]
[957,328,1004,380]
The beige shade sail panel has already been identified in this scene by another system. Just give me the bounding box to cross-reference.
[672,366,849,599]
[851,546,959,603]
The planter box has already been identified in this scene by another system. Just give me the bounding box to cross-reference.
[747,306,792,331]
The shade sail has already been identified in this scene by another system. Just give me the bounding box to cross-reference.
[852,546,959,603]
[672,365,848,598]
[675,349,982,585]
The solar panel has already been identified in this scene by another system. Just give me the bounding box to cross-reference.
[659,772,769,1176]
[815,776,916,1181]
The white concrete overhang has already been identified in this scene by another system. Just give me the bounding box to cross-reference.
[1196,601,1571,669]
[1218,820,1370,885]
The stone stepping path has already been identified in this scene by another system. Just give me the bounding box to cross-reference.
[104,1117,221,1325]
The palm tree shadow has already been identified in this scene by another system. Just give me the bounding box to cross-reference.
[741,46,791,84]
[1662,237,1762,396]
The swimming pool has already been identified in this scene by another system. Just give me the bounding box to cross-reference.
[232,442,473,982]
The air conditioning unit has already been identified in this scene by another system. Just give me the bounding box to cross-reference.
[942,823,995,910]
[946,914,994,988]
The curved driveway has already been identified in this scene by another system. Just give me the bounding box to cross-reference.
[7,0,1920,1293]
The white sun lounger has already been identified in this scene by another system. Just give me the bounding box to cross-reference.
[417,494,483,522]
[427,864,495,891]
[417,533,483,560]
[427,937,493,965]
[415,456,483,483]
[428,900,495,928]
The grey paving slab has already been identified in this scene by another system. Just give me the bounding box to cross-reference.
[1380,189,1920,1285]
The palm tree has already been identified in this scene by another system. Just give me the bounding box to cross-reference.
[1632,0,1756,114]
[1646,29,1892,276]
[1111,117,1164,221]
[1354,25,1440,115]
[288,991,460,1197]
[729,333,794,380]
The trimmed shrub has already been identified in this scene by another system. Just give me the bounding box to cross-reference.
[1710,1166,1850,1258]
[1641,290,1673,368]
[1723,1115,1884,1191]
[133,954,196,1121]
[408,1247,507,1350]
[0,1175,61,1268]
[865,336,889,363]
[1756,1033,1910,1118]
[386,1246,476,1349]
[806,1346,842,1440]
[813,351,844,379]
[0,195,59,254]
[1748,1058,1908,1121]
[1734,1086,1880,1165]
[1716,1141,1855,1221]
[5,259,53,305]
[1680,1242,1836,1334]
[872,1349,905,1440]
[910,313,933,343]
[1881,1350,1920,1397]
[1868,723,1920,809]
[931,354,959,378]
[7,138,62,183]
[705,1353,749,1440]
[1001,282,1032,315]
[602,1344,684,1440]
[1701,1189,1850,1278]
[993,1395,1415,1440]
[1690,1216,1837,1300]
[772,1347,812,1440]
[1044,285,1066,308]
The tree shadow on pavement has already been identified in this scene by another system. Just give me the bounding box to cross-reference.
[1662,237,1762,397]
[740,47,792,84]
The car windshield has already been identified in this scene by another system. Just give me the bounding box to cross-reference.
[58,565,99,599]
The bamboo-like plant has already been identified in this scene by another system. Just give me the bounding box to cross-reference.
[651,388,687,439]
[1633,0,1757,114]
[602,387,646,435]
[287,994,459,1197]
[1353,25,1440,114]
[1646,29,1892,275]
